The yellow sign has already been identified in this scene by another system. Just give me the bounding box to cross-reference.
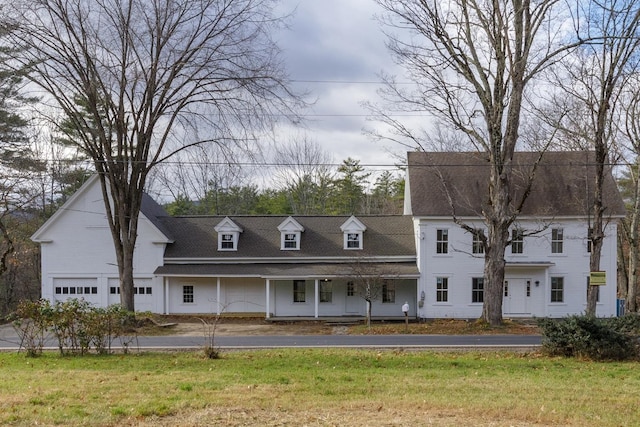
[589,271,606,286]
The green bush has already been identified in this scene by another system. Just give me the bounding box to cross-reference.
[537,314,640,361]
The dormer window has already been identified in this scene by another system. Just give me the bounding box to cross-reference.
[347,233,361,249]
[278,217,304,251]
[214,217,243,251]
[341,215,366,250]
[284,233,298,249]
[221,233,235,249]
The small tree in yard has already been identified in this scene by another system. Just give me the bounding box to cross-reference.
[347,257,397,328]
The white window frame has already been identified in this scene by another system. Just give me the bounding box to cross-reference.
[436,229,448,254]
[220,233,236,250]
[550,277,564,303]
[472,229,484,254]
[511,228,524,254]
[345,232,362,249]
[436,277,448,302]
[551,228,564,254]
[472,277,484,303]
[183,285,194,304]
[281,232,301,250]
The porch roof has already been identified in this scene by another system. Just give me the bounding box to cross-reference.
[154,262,420,278]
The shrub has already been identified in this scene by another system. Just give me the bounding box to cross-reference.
[10,299,53,357]
[11,299,136,356]
[538,314,640,361]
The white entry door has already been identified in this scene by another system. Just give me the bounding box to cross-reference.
[345,281,362,314]
[503,279,530,315]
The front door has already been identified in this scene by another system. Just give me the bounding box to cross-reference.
[345,281,361,314]
[503,279,530,315]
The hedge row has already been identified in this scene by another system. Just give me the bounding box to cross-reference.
[10,299,137,356]
[537,314,640,361]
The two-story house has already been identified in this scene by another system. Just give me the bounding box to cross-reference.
[405,151,626,318]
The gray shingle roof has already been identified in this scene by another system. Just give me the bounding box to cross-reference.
[154,262,419,277]
[407,151,626,217]
[159,215,416,259]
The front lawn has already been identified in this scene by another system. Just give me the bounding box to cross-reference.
[0,349,637,426]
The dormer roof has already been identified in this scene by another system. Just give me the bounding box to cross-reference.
[214,217,243,233]
[340,215,367,233]
[277,216,304,233]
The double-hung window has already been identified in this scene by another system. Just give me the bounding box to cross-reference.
[436,277,448,302]
[550,277,564,303]
[551,228,564,254]
[436,229,448,254]
[183,285,194,304]
[472,230,484,254]
[472,277,484,303]
[511,229,524,254]
[221,233,235,249]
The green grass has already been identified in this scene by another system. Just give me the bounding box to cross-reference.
[0,350,638,426]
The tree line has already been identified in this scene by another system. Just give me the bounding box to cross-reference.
[163,158,404,217]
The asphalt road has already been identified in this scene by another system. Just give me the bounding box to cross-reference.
[0,328,541,351]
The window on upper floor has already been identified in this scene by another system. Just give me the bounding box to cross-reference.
[551,228,563,254]
[214,217,242,251]
[511,228,524,254]
[346,232,362,249]
[341,216,366,250]
[278,217,304,251]
[220,233,235,250]
[587,227,593,253]
[436,229,448,254]
[283,233,299,249]
[472,229,484,254]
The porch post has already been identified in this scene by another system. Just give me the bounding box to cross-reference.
[265,279,270,319]
[163,277,169,314]
[314,279,319,318]
[216,277,221,315]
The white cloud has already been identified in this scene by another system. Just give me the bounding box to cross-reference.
[274,0,406,169]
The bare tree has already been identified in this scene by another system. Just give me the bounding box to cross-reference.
[373,0,570,325]
[345,256,398,328]
[546,0,640,315]
[271,136,335,215]
[618,82,640,313]
[7,0,303,311]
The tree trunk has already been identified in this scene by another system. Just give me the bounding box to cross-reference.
[119,242,136,312]
[628,242,638,313]
[626,170,640,313]
[482,222,509,326]
[587,151,606,316]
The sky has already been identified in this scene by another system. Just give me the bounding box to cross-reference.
[273,0,410,173]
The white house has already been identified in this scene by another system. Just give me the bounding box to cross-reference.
[32,151,625,320]
[405,151,626,318]
[32,175,419,318]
